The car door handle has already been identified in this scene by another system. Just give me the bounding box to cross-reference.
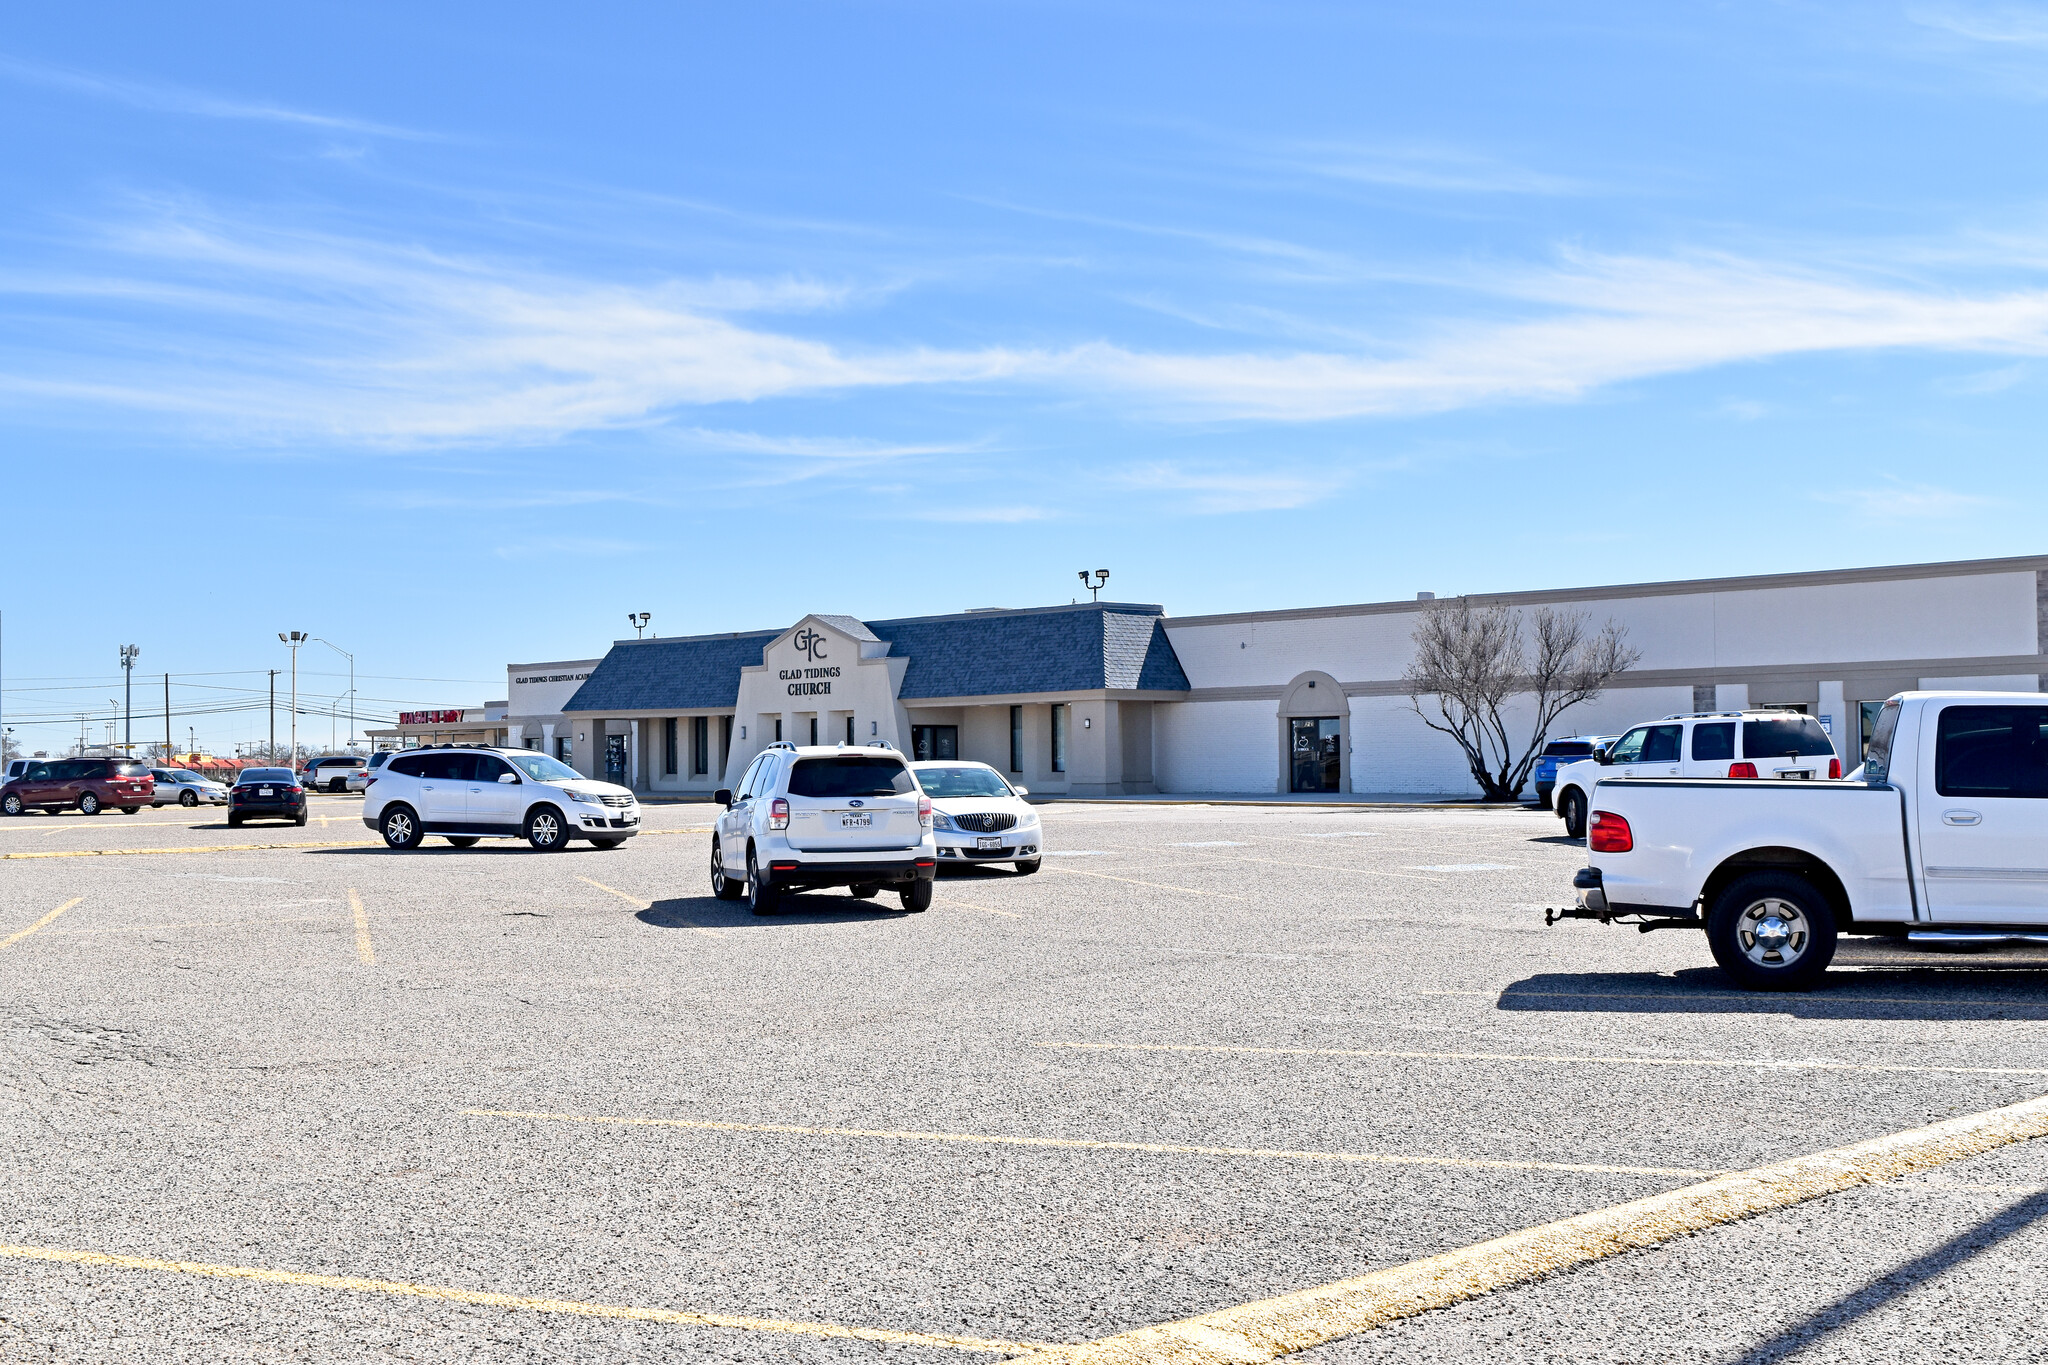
[1943,810,1983,826]
[422,784,435,791]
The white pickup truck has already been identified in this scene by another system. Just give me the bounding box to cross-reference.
[1553,691,2048,990]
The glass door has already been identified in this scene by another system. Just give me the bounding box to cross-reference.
[1290,717,1342,792]
[911,725,958,761]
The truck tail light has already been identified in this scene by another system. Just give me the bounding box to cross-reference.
[918,794,932,828]
[769,797,789,830]
[1829,758,1842,779]
[1728,762,1758,779]
[1588,811,1633,853]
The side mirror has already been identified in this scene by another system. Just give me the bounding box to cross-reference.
[497,772,517,783]
[1594,748,1612,766]
[714,788,733,808]
[1013,785,1029,797]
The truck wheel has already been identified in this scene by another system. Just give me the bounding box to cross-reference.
[1559,789,1586,840]
[1707,872,1837,991]
[746,846,780,917]
[710,840,744,900]
[899,878,933,913]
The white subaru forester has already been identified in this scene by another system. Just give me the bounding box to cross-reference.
[711,743,935,915]
[362,745,640,850]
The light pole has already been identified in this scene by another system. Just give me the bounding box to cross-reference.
[119,644,139,752]
[311,638,355,749]
[279,632,307,765]
[628,612,650,639]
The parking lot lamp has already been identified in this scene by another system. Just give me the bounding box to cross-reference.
[279,632,307,764]
[119,644,139,753]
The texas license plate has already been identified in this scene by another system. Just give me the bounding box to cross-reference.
[1780,771,1812,780]
[977,835,1002,850]
[840,812,872,829]
[258,788,273,796]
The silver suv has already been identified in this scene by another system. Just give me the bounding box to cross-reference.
[711,743,935,915]
[362,745,639,850]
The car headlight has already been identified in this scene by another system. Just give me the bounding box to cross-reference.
[1018,810,1039,826]
[567,789,605,805]
[932,812,955,831]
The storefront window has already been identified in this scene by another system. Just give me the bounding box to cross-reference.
[1290,717,1342,792]
[1009,705,1023,772]
[1051,705,1067,773]
[912,725,958,761]
[664,717,678,776]
[692,716,710,775]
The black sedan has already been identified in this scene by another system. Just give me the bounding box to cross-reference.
[228,767,308,827]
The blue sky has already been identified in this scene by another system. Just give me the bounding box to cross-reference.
[6,2,2048,753]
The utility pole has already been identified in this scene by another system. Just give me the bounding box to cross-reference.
[164,673,171,758]
[269,670,277,760]
[119,644,139,753]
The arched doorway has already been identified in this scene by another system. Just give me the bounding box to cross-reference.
[1277,671,1347,793]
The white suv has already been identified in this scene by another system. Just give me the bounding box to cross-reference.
[912,760,1042,874]
[1551,710,1842,838]
[362,745,639,850]
[711,743,935,915]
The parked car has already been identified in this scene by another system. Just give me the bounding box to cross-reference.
[150,768,230,807]
[911,760,1041,874]
[346,750,395,793]
[362,745,638,850]
[712,743,935,914]
[1551,711,1841,839]
[228,766,307,827]
[1553,691,2048,990]
[1,757,154,816]
[1532,736,1610,810]
[302,754,369,794]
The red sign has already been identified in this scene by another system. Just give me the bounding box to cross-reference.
[399,709,466,726]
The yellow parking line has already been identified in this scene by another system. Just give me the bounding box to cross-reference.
[0,839,373,861]
[463,1108,1714,1178]
[0,1242,1042,1353]
[1038,1040,2048,1078]
[576,876,721,938]
[1002,1089,2048,1364]
[1045,867,1242,899]
[348,888,375,965]
[940,897,1024,919]
[1,897,83,950]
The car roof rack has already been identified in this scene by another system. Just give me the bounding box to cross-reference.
[765,740,798,751]
[1661,711,1748,720]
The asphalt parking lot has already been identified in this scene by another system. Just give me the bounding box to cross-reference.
[7,795,2048,1362]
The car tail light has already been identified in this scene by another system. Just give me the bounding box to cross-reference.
[769,797,789,830]
[1589,811,1633,853]
[289,786,303,796]
[1727,762,1758,779]
[1829,758,1842,779]
[918,794,932,828]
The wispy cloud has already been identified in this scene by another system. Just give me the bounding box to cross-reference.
[1114,462,1338,513]
[1283,141,1587,196]
[0,53,430,139]
[677,428,989,459]
[902,504,1047,523]
[1935,362,2029,393]
[1818,476,1997,521]
[1908,4,2048,47]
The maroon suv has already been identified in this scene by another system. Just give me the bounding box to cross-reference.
[1,758,155,816]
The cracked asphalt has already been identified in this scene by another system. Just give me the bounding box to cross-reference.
[5,794,2048,1361]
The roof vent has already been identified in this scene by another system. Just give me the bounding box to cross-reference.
[963,607,1010,614]
[1416,592,1435,601]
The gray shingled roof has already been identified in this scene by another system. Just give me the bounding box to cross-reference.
[562,631,779,712]
[563,604,1189,712]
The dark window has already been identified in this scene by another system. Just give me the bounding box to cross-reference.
[1541,740,1593,758]
[114,760,149,777]
[1641,725,1684,763]
[774,719,782,742]
[1935,706,2048,798]
[718,716,732,774]
[1009,705,1023,772]
[911,725,958,761]
[1691,723,1735,762]
[1741,717,1835,760]
[1290,717,1344,792]
[1606,728,1648,764]
[473,755,512,782]
[787,756,916,798]
[555,736,572,763]
[664,717,678,776]
[845,714,855,745]
[915,765,1013,798]
[809,716,819,746]
[1864,701,1901,785]
[693,716,710,775]
[417,752,475,781]
[1051,705,1067,773]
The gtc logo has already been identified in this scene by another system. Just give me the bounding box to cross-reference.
[794,627,828,662]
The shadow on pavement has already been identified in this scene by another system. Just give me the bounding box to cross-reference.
[637,893,912,930]
[1525,834,1582,846]
[1494,968,2048,1020]
[1716,1190,2048,1365]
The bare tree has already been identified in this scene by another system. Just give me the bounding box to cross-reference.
[1404,598,1640,802]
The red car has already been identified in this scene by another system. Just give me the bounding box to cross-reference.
[1,757,155,816]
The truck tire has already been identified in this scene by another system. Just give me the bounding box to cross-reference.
[1707,871,1837,991]
[1559,788,1586,840]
